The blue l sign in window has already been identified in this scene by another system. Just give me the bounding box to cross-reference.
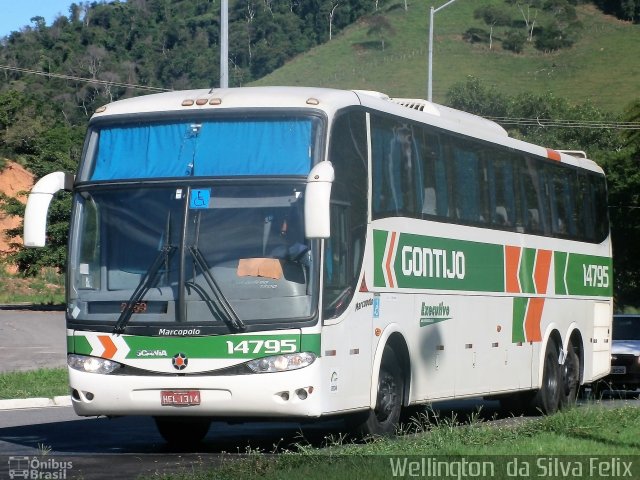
[190,189,211,209]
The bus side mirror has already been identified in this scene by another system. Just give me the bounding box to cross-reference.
[304,161,334,239]
[23,171,75,248]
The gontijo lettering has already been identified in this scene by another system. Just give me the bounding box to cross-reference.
[402,246,465,279]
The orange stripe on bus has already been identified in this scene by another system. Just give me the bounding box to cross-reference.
[524,298,544,342]
[385,232,397,288]
[546,149,561,161]
[505,245,521,293]
[98,335,117,359]
[533,249,552,295]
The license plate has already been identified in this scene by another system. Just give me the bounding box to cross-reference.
[161,390,201,406]
[611,366,626,375]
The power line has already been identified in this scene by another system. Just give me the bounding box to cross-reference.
[2,63,639,131]
[0,64,171,93]
[486,116,640,130]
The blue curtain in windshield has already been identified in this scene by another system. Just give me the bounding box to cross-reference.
[91,119,313,180]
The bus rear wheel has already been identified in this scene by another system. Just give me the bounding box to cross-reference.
[154,416,211,446]
[530,339,562,415]
[351,346,404,437]
[560,344,580,409]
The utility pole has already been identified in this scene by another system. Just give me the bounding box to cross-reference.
[220,0,229,88]
[428,0,457,102]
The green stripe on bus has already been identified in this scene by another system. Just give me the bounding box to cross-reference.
[300,332,321,355]
[71,335,92,355]
[561,253,613,296]
[373,229,390,287]
[70,333,321,359]
[512,298,528,343]
[554,251,569,295]
[124,334,319,359]
[389,232,505,292]
[373,229,611,298]
[519,248,537,294]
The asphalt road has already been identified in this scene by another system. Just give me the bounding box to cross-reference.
[0,309,66,372]
[0,404,352,479]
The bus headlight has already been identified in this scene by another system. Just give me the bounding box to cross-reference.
[246,352,316,373]
[68,354,121,374]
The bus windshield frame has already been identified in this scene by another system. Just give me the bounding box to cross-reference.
[67,111,325,334]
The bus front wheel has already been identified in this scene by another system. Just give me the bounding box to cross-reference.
[351,346,404,437]
[154,416,211,446]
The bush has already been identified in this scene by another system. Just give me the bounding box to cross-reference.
[463,27,490,44]
[534,24,575,51]
[502,30,526,53]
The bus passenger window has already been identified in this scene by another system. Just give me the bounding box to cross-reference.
[590,174,609,242]
[417,130,446,218]
[519,157,549,235]
[548,165,575,236]
[452,146,482,223]
[489,156,516,228]
[371,117,423,218]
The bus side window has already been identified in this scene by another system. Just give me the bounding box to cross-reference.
[489,154,516,228]
[547,164,575,237]
[418,130,447,218]
[451,144,483,224]
[590,173,609,242]
[575,172,594,240]
[518,156,549,235]
[76,194,101,290]
[324,110,368,319]
[371,117,422,218]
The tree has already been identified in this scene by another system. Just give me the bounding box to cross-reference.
[508,0,541,41]
[445,76,508,117]
[473,5,512,49]
[364,14,395,50]
[599,99,640,306]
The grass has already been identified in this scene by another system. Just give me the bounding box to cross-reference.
[150,405,640,479]
[0,367,68,399]
[0,264,64,305]
[253,1,640,113]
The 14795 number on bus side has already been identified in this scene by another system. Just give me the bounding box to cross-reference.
[583,264,610,289]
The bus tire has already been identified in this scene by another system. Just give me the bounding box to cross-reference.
[560,344,580,409]
[530,339,562,415]
[352,346,404,437]
[154,416,211,446]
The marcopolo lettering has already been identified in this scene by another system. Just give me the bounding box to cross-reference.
[401,246,465,280]
[355,298,374,311]
[158,328,201,336]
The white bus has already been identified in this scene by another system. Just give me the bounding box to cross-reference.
[24,87,612,443]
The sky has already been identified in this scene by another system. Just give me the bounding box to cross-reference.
[0,0,76,37]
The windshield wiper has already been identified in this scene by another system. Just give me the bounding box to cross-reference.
[113,245,176,334]
[188,245,246,332]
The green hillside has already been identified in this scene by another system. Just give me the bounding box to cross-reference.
[254,1,640,112]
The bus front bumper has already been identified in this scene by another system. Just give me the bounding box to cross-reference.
[69,362,323,418]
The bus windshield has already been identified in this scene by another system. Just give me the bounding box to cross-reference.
[68,183,315,328]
